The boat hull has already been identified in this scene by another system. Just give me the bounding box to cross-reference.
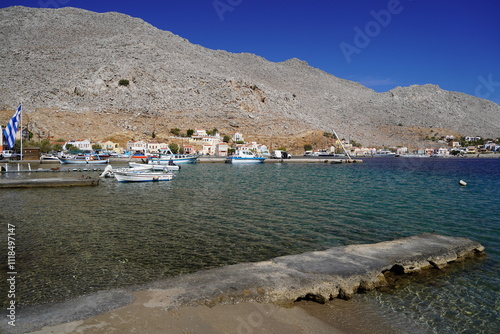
[129,162,180,171]
[58,158,109,164]
[114,171,174,182]
[225,157,266,164]
[148,154,198,165]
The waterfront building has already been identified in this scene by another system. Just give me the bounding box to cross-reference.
[201,144,215,155]
[95,140,121,153]
[127,140,147,152]
[146,141,169,153]
[64,139,91,151]
[216,143,228,156]
[183,145,195,154]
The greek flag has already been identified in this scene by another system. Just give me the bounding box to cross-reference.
[4,105,22,149]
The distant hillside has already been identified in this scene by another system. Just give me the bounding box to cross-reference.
[1,6,498,150]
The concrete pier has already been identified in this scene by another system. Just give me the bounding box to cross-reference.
[198,157,363,163]
[7,233,483,333]
[0,176,99,188]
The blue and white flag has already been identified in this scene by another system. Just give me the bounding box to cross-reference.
[4,105,22,149]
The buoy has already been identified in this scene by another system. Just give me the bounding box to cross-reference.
[459,180,467,186]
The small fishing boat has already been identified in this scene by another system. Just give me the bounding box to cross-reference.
[225,150,266,164]
[129,162,180,171]
[114,170,175,182]
[147,148,198,164]
[58,155,109,164]
[373,150,397,157]
[40,154,60,161]
[99,165,152,178]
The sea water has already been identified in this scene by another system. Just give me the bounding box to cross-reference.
[0,157,499,333]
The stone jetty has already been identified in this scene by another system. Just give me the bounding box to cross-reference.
[6,233,484,333]
[0,177,99,188]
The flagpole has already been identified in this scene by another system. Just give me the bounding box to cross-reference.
[20,103,23,161]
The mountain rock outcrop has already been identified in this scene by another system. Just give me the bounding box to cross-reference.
[1,6,498,149]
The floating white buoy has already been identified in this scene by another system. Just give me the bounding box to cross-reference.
[459,180,467,186]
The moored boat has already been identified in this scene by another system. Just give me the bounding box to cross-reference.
[114,170,175,182]
[58,155,109,164]
[40,154,60,161]
[373,150,397,157]
[148,148,198,164]
[129,162,180,171]
[225,150,266,164]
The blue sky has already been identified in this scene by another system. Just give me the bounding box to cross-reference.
[2,0,500,105]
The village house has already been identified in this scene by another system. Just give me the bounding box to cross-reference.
[183,145,195,154]
[231,132,244,142]
[465,136,481,142]
[127,140,147,152]
[396,147,408,155]
[435,147,450,156]
[145,141,169,153]
[95,140,122,153]
[64,139,91,151]
[190,130,221,145]
[201,144,215,155]
[217,143,228,156]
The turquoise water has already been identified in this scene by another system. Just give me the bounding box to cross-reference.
[1,158,499,333]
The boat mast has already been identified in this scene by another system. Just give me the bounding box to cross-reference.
[331,128,352,161]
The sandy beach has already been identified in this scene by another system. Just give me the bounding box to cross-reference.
[28,290,400,334]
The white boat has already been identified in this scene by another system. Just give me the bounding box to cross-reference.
[225,150,266,164]
[373,150,397,157]
[58,155,109,164]
[40,154,60,161]
[100,165,152,178]
[148,149,198,164]
[114,170,175,182]
[129,162,180,171]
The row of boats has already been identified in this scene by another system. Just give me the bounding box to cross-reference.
[94,149,266,182]
[56,149,267,166]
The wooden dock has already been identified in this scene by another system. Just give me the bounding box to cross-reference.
[0,177,99,189]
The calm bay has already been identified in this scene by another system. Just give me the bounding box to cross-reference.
[1,157,499,333]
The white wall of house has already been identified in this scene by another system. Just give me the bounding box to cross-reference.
[65,139,91,150]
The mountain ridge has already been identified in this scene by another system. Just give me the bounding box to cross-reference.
[1,6,498,149]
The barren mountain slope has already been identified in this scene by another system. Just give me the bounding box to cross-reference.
[0,6,498,149]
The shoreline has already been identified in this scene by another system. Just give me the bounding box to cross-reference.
[25,295,404,334]
[4,234,484,334]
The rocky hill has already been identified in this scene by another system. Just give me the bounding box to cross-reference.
[1,6,499,150]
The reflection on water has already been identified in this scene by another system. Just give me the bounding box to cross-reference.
[1,158,499,333]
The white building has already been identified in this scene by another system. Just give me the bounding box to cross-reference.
[146,142,169,153]
[231,132,244,142]
[127,141,147,152]
[65,139,91,151]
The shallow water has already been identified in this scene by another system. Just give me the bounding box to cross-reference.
[1,157,499,333]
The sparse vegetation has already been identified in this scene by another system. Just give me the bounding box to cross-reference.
[118,79,129,86]
[169,143,179,153]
